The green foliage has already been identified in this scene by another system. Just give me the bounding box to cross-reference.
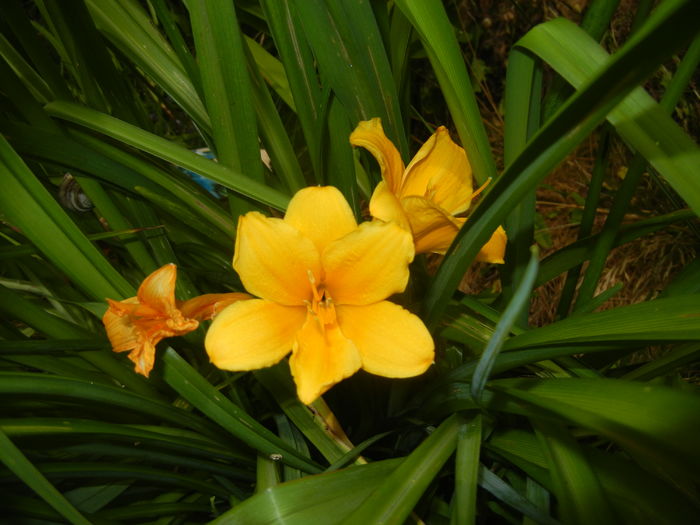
[0,0,698,523]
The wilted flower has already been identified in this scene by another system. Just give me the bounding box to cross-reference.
[103,264,248,376]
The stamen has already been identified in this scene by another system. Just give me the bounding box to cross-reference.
[471,177,491,200]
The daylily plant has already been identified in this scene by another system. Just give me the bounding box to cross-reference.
[103,264,248,376]
[205,186,434,404]
[350,118,507,260]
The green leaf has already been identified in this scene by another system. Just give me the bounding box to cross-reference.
[534,421,617,525]
[161,349,322,474]
[395,0,497,184]
[503,295,700,349]
[44,101,290,210]
[340,414,460,524]
[84,0,211,133]
[210,459,402,524]
[0,134,132,300]
[190,0,262,180]
[0,429,91,525]
[471,246,538,401]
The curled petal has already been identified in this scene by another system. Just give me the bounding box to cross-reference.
[103,298,140,353]
[136,264,178,315]
[179,292,251,321]
[368,180,410,231]
[337,302,434,377]
[290,314,361,405]
[234,212,321,305]
[402,196,461,254]
[401,127,473,214]
[103,298,198,377]
[284,186,357,253]
[323,221,414,305]
[349,118,405,194]
[476,225,507,264]
[126,340,157,378]
[206,299,305,371]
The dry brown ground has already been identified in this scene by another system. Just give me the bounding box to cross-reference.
[449,0,699,325]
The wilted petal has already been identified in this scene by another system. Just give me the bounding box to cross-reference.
[401,127,473,215]
[103,298,140,352]
[137,264,178,314]
[349,118,405,194]
[337,302,434,377]
[179,292,251,321]
[290,315,361,404]
[127,339,157,377]
[476,225,507,264]
[368,180,410,231]
[234,212,321,305]
[323,221,414,305]
[205,299,305,370]
[284,186,357,253]
[402,196,461,254]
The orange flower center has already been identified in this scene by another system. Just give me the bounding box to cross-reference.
[306,270,337,329]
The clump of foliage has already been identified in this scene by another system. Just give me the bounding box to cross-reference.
[1,0,699,523]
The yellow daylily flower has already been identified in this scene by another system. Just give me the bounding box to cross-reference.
[103,264,249,377]
[350,118,507,261]
[205,186,435,405]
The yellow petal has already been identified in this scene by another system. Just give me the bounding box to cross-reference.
[103,298,139,352]
[284,186,357,253]
[137,264,178,314]
[322,220,414,305]
[349,118,405,194]
[401,127,473,215]
[337,301,434,377]
[368,180,410,231]
[476,225,507,264]
[402,196,461,254]
[234,212,321,305]
[205,299,305,370]
[290,314,361,404]
[179,292,251,321]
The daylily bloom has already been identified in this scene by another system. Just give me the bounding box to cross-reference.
[103,264,248,377]
[350,118,507,261]
[205,186,434,405]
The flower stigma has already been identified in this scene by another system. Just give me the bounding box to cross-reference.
[305,269,337,332]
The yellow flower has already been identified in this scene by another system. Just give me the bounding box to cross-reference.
[205,186,434,405]
[350,118,507,261]
[103,264,249,377]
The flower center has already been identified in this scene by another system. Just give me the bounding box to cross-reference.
[306,270,337,329]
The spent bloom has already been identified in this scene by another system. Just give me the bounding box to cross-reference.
[205,186,434,404]
[103,264,248,376]
[350,118,506,260]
